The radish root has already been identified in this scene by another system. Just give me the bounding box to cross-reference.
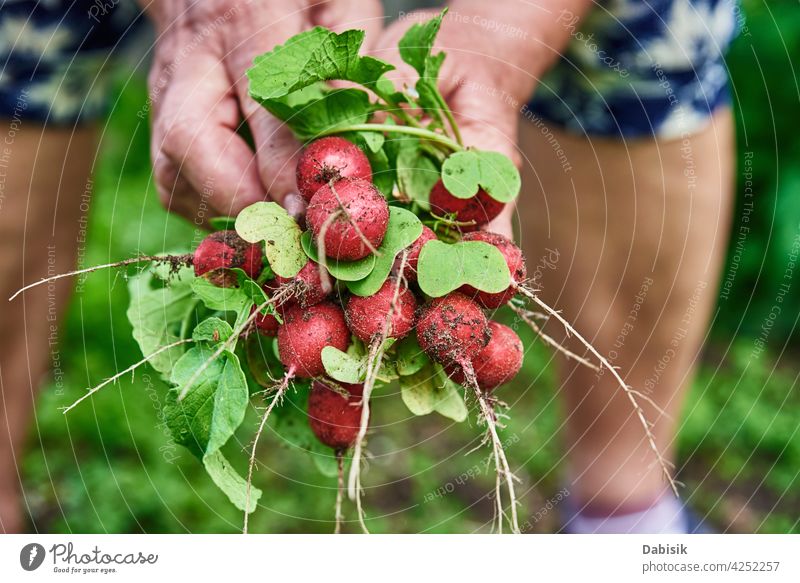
[516,284,680,497]
[8,254,193,301]
[61,338,193,414]
[335,450,345,534]
[243,367,295,534]
[460,358,521,534]
[347,252,409,533]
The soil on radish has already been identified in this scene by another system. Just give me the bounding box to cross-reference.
[416,293,491,365]
[193,230,263,286]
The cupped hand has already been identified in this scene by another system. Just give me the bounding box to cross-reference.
[372,8,536,239]
[143,0,383,223]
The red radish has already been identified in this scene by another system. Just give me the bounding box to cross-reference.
[296,137,372,202]
[308,380,365,450]
[429,180,504,231]
[447,322,523,391]
[416,292,490,365]
[277,302,350,378]
[400,225,437,282]
[306,178,389,261]
[345,278,417,343]
[458,231,527,309]
[250,305,279,337]
[267,258,331,309]
[193,230,263,286]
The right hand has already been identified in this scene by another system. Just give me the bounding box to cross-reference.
[143,0,383,222]
[372,7,538,238]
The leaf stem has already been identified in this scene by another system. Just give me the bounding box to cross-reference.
[432,90,463,146]
[319,124,462,152]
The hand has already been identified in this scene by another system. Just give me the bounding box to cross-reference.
[143,0,383,222]
[373,5,538,238]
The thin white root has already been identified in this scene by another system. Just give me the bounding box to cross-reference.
[61,338,193,414]
[461,360,520,534]
[347,339,381,534]
[315,209,341,294]
[9,254,193,301]
[346,253,409,533]
[517,285,680,497]
[509,302,599,371]
[335,450,345,534]
[178,298,273,402]
[243,369,294,534]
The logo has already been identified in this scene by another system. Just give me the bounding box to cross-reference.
[20,543,46,571]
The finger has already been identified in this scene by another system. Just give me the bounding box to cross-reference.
[222,9,307,206]
[311,0,384,41]
[154,48,265,217]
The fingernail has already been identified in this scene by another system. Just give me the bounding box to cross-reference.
[283,192,307,225]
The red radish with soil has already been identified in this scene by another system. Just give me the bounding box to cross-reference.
[416,292,491,365]
[447,321,523,391]
[306,178,390,261]
[345,277,417,343]
[250,305,280,337]
[429,180,504,231]
[296,136,372,202]
[277,302,350,378]
[267,258,332,309]
[193,230,263,286]
[308,381,365,450]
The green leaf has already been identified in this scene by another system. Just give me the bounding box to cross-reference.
[346,207,423,296]
[394,334,430,376]
[232,269,269,308]
[398,9,447,77]
[165,346,249,456]
[441,150,481,198]
[235,202,305,278]
[164,346,255,511]
[321,346,366,383]
[441,150,520,202]
[417,240,511,297]
[358,130,385,153]
[203,450,262,514]
[365,146,395,198]
[191,277,250,314]
[432,364,468,422]
[477,151,521,203]
[192,317,233,344]
[247,27,393,101]
[208,216,236,230]
[265,89,371,141]
[126,263,196,377]
[399,363,467,422]
[396,139,439,209]
[300,231,376,281]
[245,334,284,388]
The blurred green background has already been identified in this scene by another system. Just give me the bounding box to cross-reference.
[22,0,799,534]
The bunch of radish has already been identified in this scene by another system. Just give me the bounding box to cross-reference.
[12,9,675,535]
